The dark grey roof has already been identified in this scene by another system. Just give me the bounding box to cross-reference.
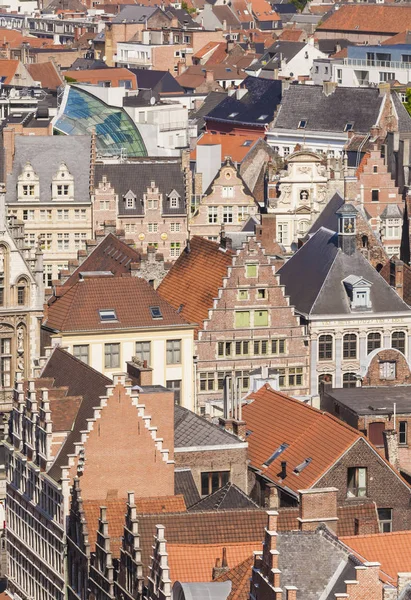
[175,469,201,507]
[69,58,108,70]
[392,91,411,134]
[112,4,160,23]
[317,38,356,55]
[94,159,186,216]
[165,5,201,27]
[212,5,240,27]
[206,76,282,126]
[323,385,411,415]
[5,135,91,205]
[277,528,358,600]
[174,405,242,447]
[188,482,259,511]
[256,41,305,72]
[380,204,403,219]
[278,226,411,316]
[189,91,227,130]
[129,68,185,95]
[274,85,384,133]
[306,191,344,237]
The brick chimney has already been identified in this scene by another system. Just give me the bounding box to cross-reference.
[205,69,214,83]
[212,548,229,580]
[256,213,284,256]
[298,488,339,533]
[126,358,153,387]
[354,515,378,536]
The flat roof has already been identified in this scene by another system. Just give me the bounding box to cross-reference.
[325,386,411,415]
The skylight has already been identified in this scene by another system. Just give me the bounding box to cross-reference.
[344,122,354,132]
[293,458,312,474]
[99,309,117,322]
[257,114,268,120]
[263,442,289,467]
[242,140,253,146]
[298,119,307,129]
[228,112,239,118]
[150,306,163,319]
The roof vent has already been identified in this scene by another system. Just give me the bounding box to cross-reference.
[293,458,312,474]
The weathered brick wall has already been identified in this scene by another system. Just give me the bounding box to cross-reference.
[174,446,248,494]
[363,349,411,386]
[316,438,411,531]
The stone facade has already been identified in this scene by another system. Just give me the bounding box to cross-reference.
[267,151,344,253]
[196,236,309,406]
[190,158,259,241]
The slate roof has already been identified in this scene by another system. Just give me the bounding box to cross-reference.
[212,5,241,27]
[323,386,411,416]
[256,41,305,72]
[273,85,384,134]
[174,404,242,447]
[242,384,366,495]
[341,530,411,585]
[174,469,201,507]
[317,4,411,34]
[189,91,227,130]
[188,483,259,512]
[205,76,282,126]
[129,68,185,95]
[380,204,403,219]
[392,91,411,134]
[112,4,160,22]
[5,135,91,204]
[42,348,112,482]
[59,233,141,291]
[277,226,411,316]
[44,275,191,333]
[167,542,258,583]
[306,191,344,237]
[94,159,186,217]
[158,236,233,334]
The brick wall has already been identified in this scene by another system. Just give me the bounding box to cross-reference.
[316,437,411,531]
[363,349,411,386]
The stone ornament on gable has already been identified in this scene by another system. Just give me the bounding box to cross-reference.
[298,166,311,174]
[279,185,291,204]
[316,163,326,176]
[17,326,24,353]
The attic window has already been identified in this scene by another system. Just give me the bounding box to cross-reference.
[99,309,117,322]
[293,458,312,474]
[263,442,289,467]
[257,114,268,120]
[298,119,307,129]
[228,112,239,118]
[344,122,354,132]
[150,306,163,319]
[226,67,232,72]
[242,140,253,147]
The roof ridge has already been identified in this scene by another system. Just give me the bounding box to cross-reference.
[309,240,341,316]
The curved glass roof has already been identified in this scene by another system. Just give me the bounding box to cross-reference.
[54,85,147,158]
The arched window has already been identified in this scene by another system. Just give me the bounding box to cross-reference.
[362,235,368,248]
[318,373,332,388]
[343,372,357,388]
[318,335,333,361]
[367,332,381,354]
[392,331,406,354]
[17,279,27,306]
[376,263,383,273]
[343,333,357,359]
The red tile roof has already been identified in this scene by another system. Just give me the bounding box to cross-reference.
[0,59,19,85]
[27,62,64,90]
[44,276,192,333]
[317,5,411,34]
[167,542,258,582]
[251,0,280,22]
[341,530,411,584]
[278,28,305,42]
[194,41,224,60]
[157,236,233,334]
[63,67,137,89]
[382,30,411,45]
[215,555,253,600]
[0,28,58,48]
[242,385,364,494]
[192,132,261,163]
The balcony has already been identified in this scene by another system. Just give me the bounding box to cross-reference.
[158,121,187,132]
[345,57,411,70]
[114,54,152,67]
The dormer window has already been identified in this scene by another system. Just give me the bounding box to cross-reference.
[344,123,354,132]
[18,162,40,201]
[123,190,136,210]
[52,162,74,201]
[168,190,180,208]
[298,119,307,129]
[343,275,372,311]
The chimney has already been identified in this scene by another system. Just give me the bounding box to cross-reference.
[322,81,337,97]
[205,70,214,83]
[3,127,16,175]
[383,429,399,470]
[390,258,403,299]
[298,488,339,533]
[212,548,230,579]
[354,516,378,536]
[177,60,186,76]
[126,358,153,387]
[285,587,298,600]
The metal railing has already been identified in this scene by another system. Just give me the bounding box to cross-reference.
[345,57,411,70]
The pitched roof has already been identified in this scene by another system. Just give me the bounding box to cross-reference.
[188,483,259,512]
[323,385,411,416]
[194,41,224,60]
[206,76,282,126]
[256,41,306,72]
[306,191,344,237]
[214,555,253,600]
[174,404,242,447]
[278,28,305,41]
[382,30,411,45]
[27,62,64,91]
[192,132,260,163]
[213,5,241,27]
[317,5,411,34]
[44,275,191,333]
[278,226,410,316]
[189,91,227,130]
[0,59,20,84]
[94,159,186,217]
[63,67,137,88]
[82,495,187,556]
[341,530,411,585]
[273,85,384,134]
[167,542,258,583]
[157,236,233,332]
[242,384,364,494]
[59,233,141,291]
[130,68,184,95]
[112,4,160,22]
[5,135,91,204]
[175,469,201,507]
